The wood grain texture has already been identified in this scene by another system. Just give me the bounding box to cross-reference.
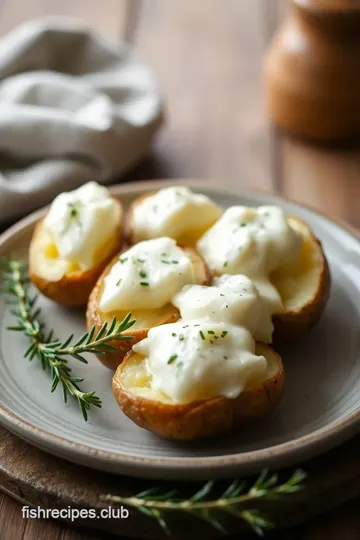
[272,0,360,535]
[280,138,360,229]
[2,423,360,540]
[128,0,273,191]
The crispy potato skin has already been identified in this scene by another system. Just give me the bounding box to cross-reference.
[272,223,331,344]
[112,347,284,440]
[29,201,123,307]
[86,248,212,370]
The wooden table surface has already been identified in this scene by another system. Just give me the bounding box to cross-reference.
[0,0,360,539]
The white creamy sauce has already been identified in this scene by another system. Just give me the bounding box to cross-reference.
[197,205,302,314]
[133,320,267,404]
[131,186,222,242]
[99,237,195,312]
[43,181,119,270]
[172,274,273,343]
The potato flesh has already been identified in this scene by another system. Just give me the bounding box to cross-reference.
[31,227,79,280]
[119,344,279,404]
[31,208,121,281]
[98,247,207,328]
[271,218,324,314]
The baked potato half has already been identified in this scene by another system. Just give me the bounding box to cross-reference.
[271,216,331,343]
[127,191,221,247]
[29,200,123,307]
[86,247,211,369]
[112,343,284,440]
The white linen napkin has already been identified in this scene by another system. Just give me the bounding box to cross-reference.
[0,18,164,223]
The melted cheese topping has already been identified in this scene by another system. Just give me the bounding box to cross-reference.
[172,274,273,343]
[131,186,222,243]
[100,237,195,312]
[197,206,302,314]
[43,182,119,270]
[133,320,267,404]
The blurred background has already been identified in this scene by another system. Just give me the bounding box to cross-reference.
[0,0,358,229]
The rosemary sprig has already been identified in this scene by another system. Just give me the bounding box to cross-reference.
[101,468,306,536]
[1,259,135,421]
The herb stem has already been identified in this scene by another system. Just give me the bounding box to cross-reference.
[101,469,306,537]
[1,259,135,421]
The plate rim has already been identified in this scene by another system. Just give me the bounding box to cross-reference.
[1,179,360,479]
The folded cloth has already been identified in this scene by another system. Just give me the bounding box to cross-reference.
[0,18,164,223]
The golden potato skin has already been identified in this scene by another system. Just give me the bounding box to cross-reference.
[272,221,331,344]
[273,254,330,343]
[112,347,284,440]
[86,247,212,370]
[29,201,123,307]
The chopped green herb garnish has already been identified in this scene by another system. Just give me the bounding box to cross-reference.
[139,270,147,278]
[137,258,146,263]
[210,340,214,344]
[168,355,177,365]
[220,293,225,297]
[224,261,228,268]
[199,331,205,340]
[69,205,78,218]
[208,330,215,335]
[119,257,128,264]
[223,355,228,360]
[161,260,171,265]
[116,278,122,286]
[140,282,149,287]
[62,201,82,234]
[179,334,184,341]
[172,260,179,264]
[172,333,177,337]
[221,331,228,338]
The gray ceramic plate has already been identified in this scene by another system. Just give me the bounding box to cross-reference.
[0,180,360,481]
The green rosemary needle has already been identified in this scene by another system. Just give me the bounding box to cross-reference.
[1,259,135,421]
[101,468,307,536]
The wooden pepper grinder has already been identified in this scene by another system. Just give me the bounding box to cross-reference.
[265,0,360,141]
